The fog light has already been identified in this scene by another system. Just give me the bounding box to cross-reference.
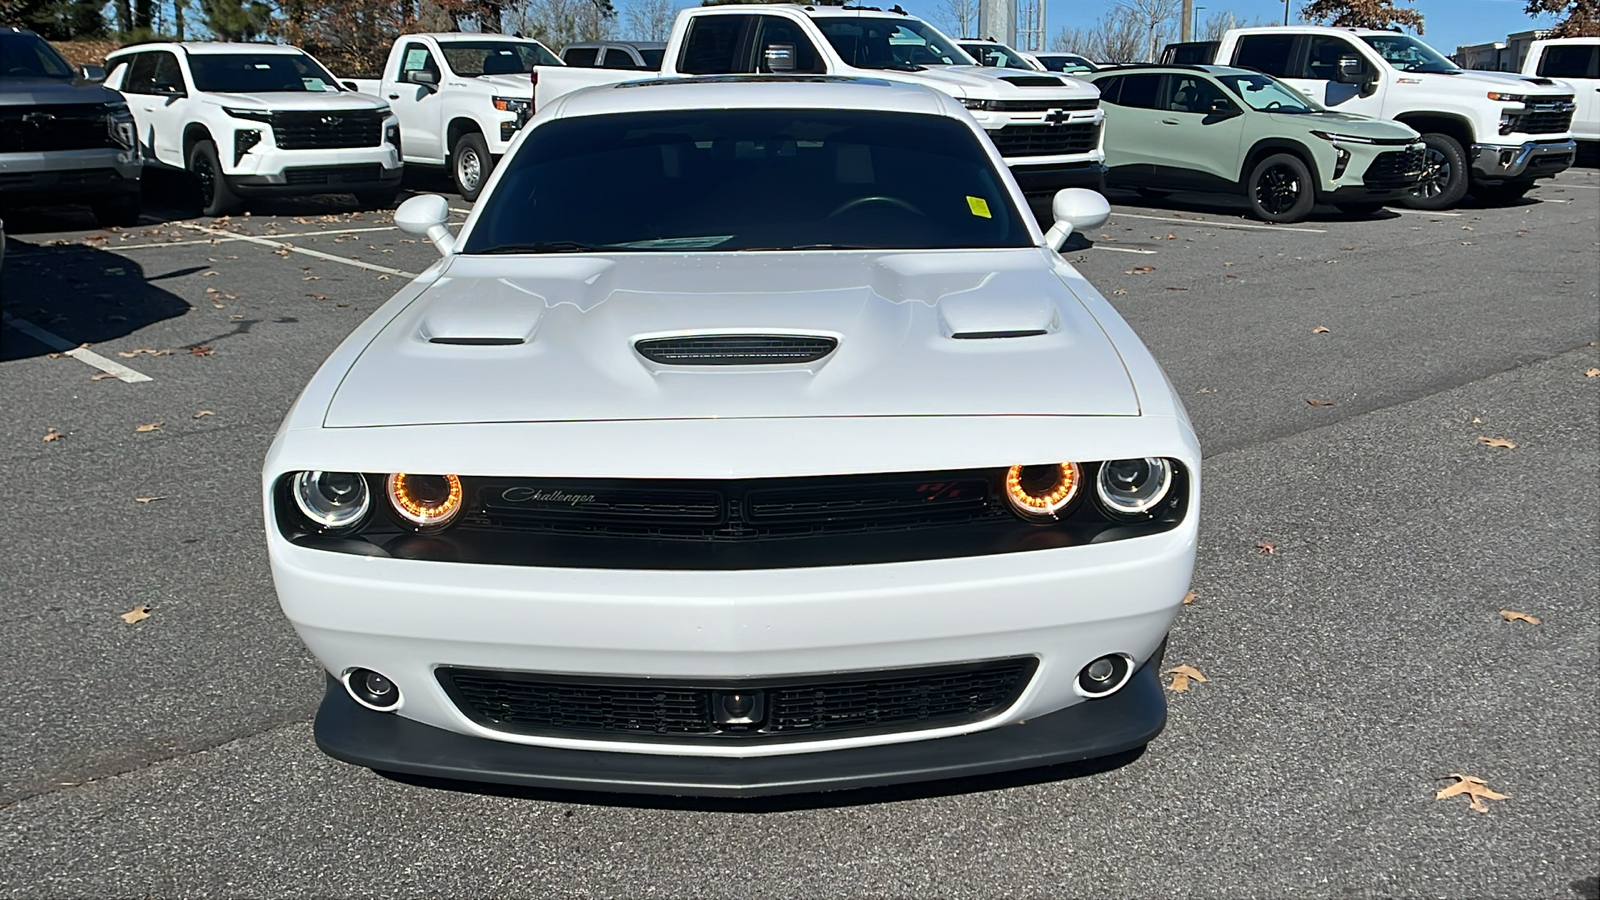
[1333,146,1351,179]
[1075,654,1133,698]
[344,667,401,710]
[711,690,765,726]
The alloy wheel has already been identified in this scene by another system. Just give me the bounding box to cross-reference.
[1412,147,1450,200]
[195,155,217,208]
[1255,164,1302,216]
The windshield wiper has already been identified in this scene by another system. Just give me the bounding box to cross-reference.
[474,241,603,254]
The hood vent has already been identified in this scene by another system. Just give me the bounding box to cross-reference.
[951,329,1048,340]
[635,334,838,366]
[1001,75,1069,87]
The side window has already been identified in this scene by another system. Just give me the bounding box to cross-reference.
[600,48,637,69]
[754,16,825,73]
[1233,34,1296,77]
[1094,75,1122,105]
[399,42,439,81]
[149,51,186,93]
[1539,44,1599,79]
[1299,35,1361,80]
[679,15,756,74]
[1164,75,1228,113]
[564,46,600,67]
[1116,74,1163,109]
[122,53,157,94]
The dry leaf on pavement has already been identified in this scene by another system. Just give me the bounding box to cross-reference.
[1586,367,1599,378]
[1182,590,1198,605]
[90,372,116,381]
[42,428,64,442]
[1435,774,1508,813]
[1477,436,1516,449]
[1499,610,1541,625]
[1307,398,1335,407]
[1165,665,1208,692]
[188,345,214,356]
[1255,540,1277,554]
[135,422,163,433]
[135,496,166,503]
[120,605,152,624]
[193,410,214,418]
[1313,325,1331,334]
[1124,265,1155,275]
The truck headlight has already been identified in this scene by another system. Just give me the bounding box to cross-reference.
[1486,92,1526,103]
[492,95,531,114]
[960,98,989,110]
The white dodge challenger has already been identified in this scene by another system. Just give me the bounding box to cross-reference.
[263,75,1200,797]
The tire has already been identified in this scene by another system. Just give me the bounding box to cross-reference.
[188,139,242,217]
[354,188,401,210]
[1334,201,1386,217]
[1246,153,1315,223]
[1135,187,1172,199]
[91,193,141,227]
[1401,133,1469,211]
[1470,179,1534,205]
[451,132,492,201]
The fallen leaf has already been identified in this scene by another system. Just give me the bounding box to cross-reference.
[1225,274,1238,279]
[135,496,166,504]
[1182,590,1198,605]
[1165,286,1188,291]
[1111,288,1129,296]
[120,605,152,624]
[306,293,329,301]
[43,428,64,442]
[1255,540,1277,555]
[1194,386,1214,394]
[90,372,116,381]
[1586,368,1599,378]
[201,270,219,276]
[1313,326,1331,334]
[1307,398,1335,407]
[116,348,171,358]
[1124,265,1155,275]
[1499,610,1541,625]
[1477,436,1516,449]
[188,345,214,357]
[1165,233,1176,240]
[1340,245,1356,251]
[193,410,214,419]
[46,352,62,359]
[1165,665,1208,692]
[1435,774,1508,813]
[135,422,163,433]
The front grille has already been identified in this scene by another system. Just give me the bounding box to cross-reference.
[0,104,115,153]
[635,334,837,365]
[989,122,1100,157]
[1363,147,1426,188]
[984,98,1097,112]
[270,109,383,149]
[437,658,1037,743]
[1514,109,1574,135]
[282,164,384,186]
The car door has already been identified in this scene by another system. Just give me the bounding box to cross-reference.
[1280,34,1386,116]
[118,53,161,160]
[388,41,445,163]
[121,51,188,167]
[1155,73,1246,189]
[1538,42,1600,138]
[1097,73,1168,180]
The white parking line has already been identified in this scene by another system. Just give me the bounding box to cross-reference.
[178,223,418,278]
[1548,183,1600,190]
[1110,211,1328,234]
[1388,208,1463,217]
[1092,245,1159,255]
[1,313,153,383]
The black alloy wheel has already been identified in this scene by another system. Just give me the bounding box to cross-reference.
[1401,133,1468,211]
[1246,153,1315,223]
[188,140,242,217]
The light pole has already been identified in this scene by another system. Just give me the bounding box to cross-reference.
[1193,5,1205,39]
[1283,0,1291,26]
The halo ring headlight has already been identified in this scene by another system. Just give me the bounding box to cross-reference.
[292,471,370,532]
[1095,458,1174,516]
[1004,462,1081,521]
[386,473,464,529]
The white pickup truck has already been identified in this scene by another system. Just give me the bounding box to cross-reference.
[1211,26,1577,207]
[346,33,562,199]
[1521,37,1598,148]
[530,4,1107,194]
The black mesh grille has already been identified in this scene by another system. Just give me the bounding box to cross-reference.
[1514,109,1574,135]
[270,109,384,149]
[0,104,115,153]
[437,658,1037,743]
[1362,147,1426,188]
[635,334,837,365]
[988,122,1100,157]
[983,98,1097,112]
[282,164,384,186]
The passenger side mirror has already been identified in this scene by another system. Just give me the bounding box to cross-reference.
[153,81,185,98]
[79,64,105,82]
[1334,56,1365,84]
[341,80,360,91]
[1042,188,1111,252]
[408,69,439,90]
[763,43,798,73]
[1206,98,1240,118]
[395,194,455,256]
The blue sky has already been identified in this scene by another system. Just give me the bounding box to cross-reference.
[891,0,1564,56]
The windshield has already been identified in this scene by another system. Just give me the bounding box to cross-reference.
[811,17,974,69]
[0,31,77,79]
[464,109,1029,254]
[961,42,1034,70]
[1037,54,1095,73]
[1361,34,1458,74]
[439,41,560,76]
[1217,72,1320,112]
[188,53,342,93]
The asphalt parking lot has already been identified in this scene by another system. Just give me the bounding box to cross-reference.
[1,169,1596,898]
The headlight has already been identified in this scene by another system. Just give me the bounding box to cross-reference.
[293,471,371,531]
[386,473,464,529]
[223,106,273,123]
[492,95,531,114]
[1486,92,1526,103]
[1310,130,1377,144]
[107,109,137,150]
[1004,462,1081,521]
[960,98,989,110]
[1095,458,1173,516]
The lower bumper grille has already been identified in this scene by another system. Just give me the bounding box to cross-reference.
[1363,148,1425,188]
[437,658,1038,744]
[989,122,1100,157]
[1515,110,1574,135]
[282,164,384,186]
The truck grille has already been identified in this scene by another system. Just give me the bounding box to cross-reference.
[1515,108,1574,135]
[0,104,115,153]
[270,109,383,149]
[282,164,384,186]
[1362,147,1426,189]
[982,98,1097,112]
[988,122,1100,157]
[437,658,1037,743]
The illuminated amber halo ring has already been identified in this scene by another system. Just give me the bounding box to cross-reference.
[1004,462,1081,521]
[386,473,464,528]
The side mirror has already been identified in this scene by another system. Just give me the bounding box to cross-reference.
[154,81,185,97]
[1206,98,1241,119]
[763,43,797,73]
[341,79,360,91]
[79,64,106,82]
[1334,55,1365,84]
[1042,187,1111,252]
[408,69,439,90]
[395,194,455,256]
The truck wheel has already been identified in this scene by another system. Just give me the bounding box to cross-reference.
[451,132,492,201]
[1469,180,1534,205]
[1401,133,1468,211]
[1246,153,1314,223]
[92,193,142,227]
[188,140,242,217]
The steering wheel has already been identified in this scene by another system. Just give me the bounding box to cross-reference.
[828,195,926,218]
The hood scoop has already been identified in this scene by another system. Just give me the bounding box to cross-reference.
[1001,75,1069,87]
[419,278,544,346]
[939,294,1058,340]
[635,334,838,366]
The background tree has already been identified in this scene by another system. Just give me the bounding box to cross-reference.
[935,0,977,39]
[1300,0,1424,33]
[0,0,106,38]
[1525,0,1600,36]
[621,0,676,40]
[1050,7,1144,62]
[200,0,272,39]
[1119,0,1179,62]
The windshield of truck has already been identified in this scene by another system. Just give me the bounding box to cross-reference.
[1361,34,1458,74]
[440,41,561,75]
[188,53,342,92]
[465,108,1030,253]
[812,17,975,69]
[1216,72,1320,112]
[0,31,77,79]
[960,42,1034,70]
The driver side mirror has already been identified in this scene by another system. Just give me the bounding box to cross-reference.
[79,64,106,82]
[1043,188,1111,252]
[395,194,455,256]
[153,81,186,98]
[407,69,439,91]
[763,43,797,73]
[1206,98,1241,118]
[1334,56,1365,84]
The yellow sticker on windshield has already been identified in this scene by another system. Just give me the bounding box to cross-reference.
[967,196,992,219]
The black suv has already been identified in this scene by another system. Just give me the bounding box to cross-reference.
[0,27,142,225]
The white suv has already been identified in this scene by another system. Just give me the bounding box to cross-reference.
[105,42,402,216]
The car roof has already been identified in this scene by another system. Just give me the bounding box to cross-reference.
[1227,25,1395,37]
[1090,63,1252,77]
[549,75,957,120]
[690,4,924,19]
[566,41,667,49]
[108,41,307,57]
[406,32,542,42]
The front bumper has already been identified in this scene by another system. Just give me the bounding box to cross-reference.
[316,654,1167,797]
[1469,139,1576,182]
[0,147,141,200]
[1008,161,1107,194]
[230,163,402,196]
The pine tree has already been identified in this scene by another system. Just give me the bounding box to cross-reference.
[1301,0,1424,33]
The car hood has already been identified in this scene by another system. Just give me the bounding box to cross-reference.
[1423,69,1575,97]
[879,65,1097,99]
[323,249,1140,427]
[1270,109,1418,139]
[201,91,390,112]
[0,76,121,106]
[463,73,535,96]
